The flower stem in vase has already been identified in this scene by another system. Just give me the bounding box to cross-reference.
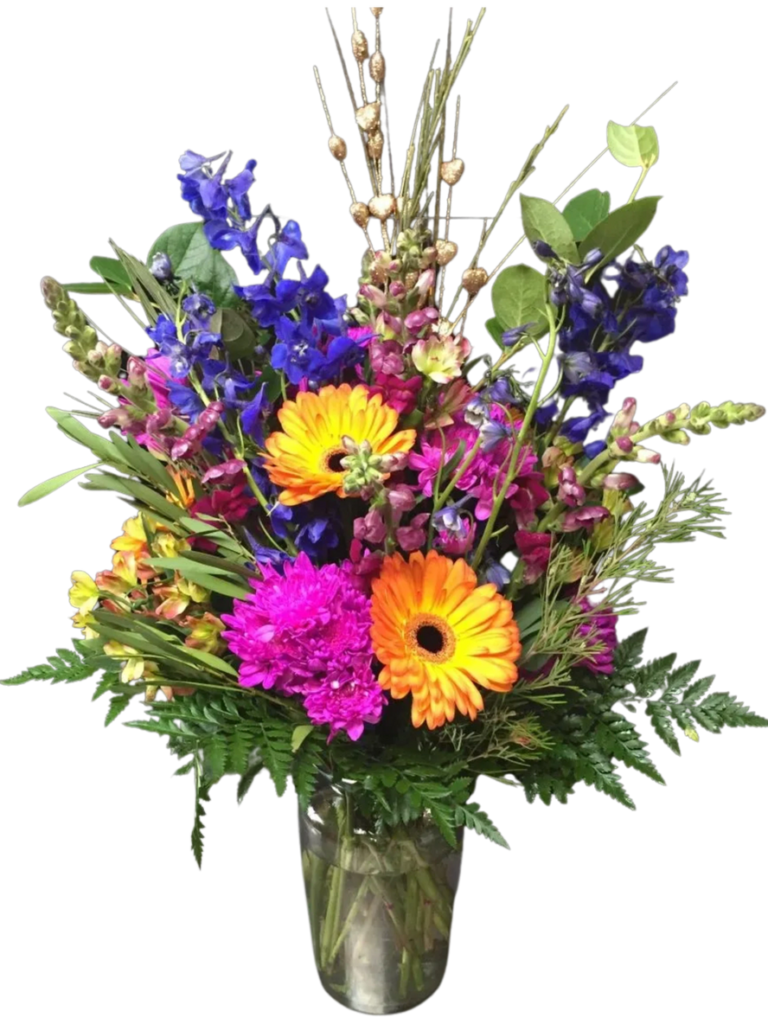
[309,851,329,954]
[325,876,370,962]
[319,864,342,966]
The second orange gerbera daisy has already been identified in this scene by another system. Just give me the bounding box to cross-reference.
[370,550,522,729]
[263,383,416,505]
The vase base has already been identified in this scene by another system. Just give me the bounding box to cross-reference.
[318,966,446,1016]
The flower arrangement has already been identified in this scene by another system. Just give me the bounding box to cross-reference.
[4,7,766,1014]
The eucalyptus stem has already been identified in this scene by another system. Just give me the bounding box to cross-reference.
[447,81,678,323]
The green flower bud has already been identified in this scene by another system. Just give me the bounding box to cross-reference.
[41,276,65,310]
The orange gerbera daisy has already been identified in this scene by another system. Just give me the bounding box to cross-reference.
[263,383,416,506]
[370,550,521,729]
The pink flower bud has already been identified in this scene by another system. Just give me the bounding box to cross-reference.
[387,483,416,513]
[416,268,435,298]
[353,510,387,545]
[612,398,637,435]
[146,407,172,433]
[557,465,585,508]
[396,513,429,552]
[97,409,121,429]
[615,435,634,453]
[603,473,640,491]
[127,356,146,385]
[634,447,661,464]
[202,459,247,484]
[390,281,406,299]
[98,375,118,392]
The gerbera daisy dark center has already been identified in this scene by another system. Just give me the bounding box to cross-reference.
[416,624,444,654]
[405,612,456,664]
[324,449,347,473]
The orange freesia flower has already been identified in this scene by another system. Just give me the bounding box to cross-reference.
[263,383,416,506]
[370,550,521,729]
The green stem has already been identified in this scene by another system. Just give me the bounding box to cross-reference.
[628,165,650,203]
[320,865,343,970]
[433,435,483,513]
[472,306,560,568]
[328,877,369,965]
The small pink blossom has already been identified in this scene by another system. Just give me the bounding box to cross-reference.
[561,506,611,533]
[396,513,430,552]
[202,459,247,485]
[387,484,416,514]
[354,509,387,545]
[557,466,585,507]
[368,372,422,415]
[514,530,553,584]
[436,519,476,556]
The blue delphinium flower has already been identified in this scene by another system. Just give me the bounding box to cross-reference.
[270,498,342,560]
[265,221,309,276]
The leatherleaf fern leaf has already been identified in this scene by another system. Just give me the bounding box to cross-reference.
[1,644,98,686]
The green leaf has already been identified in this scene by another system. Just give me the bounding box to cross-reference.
[90,256,134,290]
[144,558,249,599]
[237,762,263,804]
[485,317,504,347]
[177,516,245,555]
[18,462,102,506]
[110,241,178,323]
[256,366,286,404]
[107,433,179,498]
[148,223,238,309]
[607,121,659,169]
[60,282,128,295]
[521,194,579,264]
[258,722,293,797]
[46,407,130,467]
[491,264,548,334]
[229,729,255,776]
[514,597,544,638]
[2,646,99,686]
[203,734,228,781]
[291,724,315,752]
[455,801,509,848]
[440,440,467,481]
[81,471,185,522]
[209,308,258,360]
[613,628,647,674]
[105,694,132,726]
[562,189,610,241]
[578,196,660,268]
[181,550,256,579]
[146,556,241,578]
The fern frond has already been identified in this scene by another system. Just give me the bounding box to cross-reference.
[258,721,293,796]
[1,645,98,686]
[105,694,132,726]
[203,733,228,782]
[455,802,509,848]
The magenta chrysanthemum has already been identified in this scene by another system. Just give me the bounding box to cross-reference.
[220,553,385,740]
[409,406,549,523]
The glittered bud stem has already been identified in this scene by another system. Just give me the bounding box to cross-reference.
[351,29,369,62]
[328,135,347,160]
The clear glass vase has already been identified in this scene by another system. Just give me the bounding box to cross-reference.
[299,783,463,1015]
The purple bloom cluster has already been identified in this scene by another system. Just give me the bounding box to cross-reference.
[178,151,273,274]
[543,246,689,443]
[221,554,386,740]
[238,265,365,386]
